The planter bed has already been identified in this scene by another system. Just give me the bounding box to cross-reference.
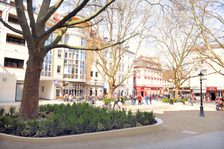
[0,103,156,138]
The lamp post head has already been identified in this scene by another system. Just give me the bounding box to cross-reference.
[198,71,204,78]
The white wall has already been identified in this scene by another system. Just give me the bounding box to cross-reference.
[53,48,64,79]
[0,71,16,102]
[39,80,54,100]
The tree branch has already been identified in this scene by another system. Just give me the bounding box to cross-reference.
[63,0,115,28]
[43,27,68,56]
[27,0,37,38]
[37,0,90,41]
[144,0,168,13]
[41,0,64,24]
[49,33,138,51]
[15,0,33,43]
[69,18,103,29]
[0,17,23,35]
[36,0,51,24]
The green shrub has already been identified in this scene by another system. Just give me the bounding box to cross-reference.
[9,106,16,116]
[179,98,188,104]
[103,98,113,105]
[126,110,137,127]
[135,110,156,126]
[0,103,156,137]
[172,98,178,103]
[162,98,169,103]
[162,98,178,104]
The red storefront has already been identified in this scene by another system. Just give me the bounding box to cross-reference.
[135,86,163,97]
[206,86,218,101]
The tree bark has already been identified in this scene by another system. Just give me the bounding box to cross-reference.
[108,84,116,99]
[19,55,43,119]
[175,86,179,99]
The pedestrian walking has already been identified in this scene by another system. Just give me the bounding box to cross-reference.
[150,94,152,104]
[155,94,158,101]
[190,92,195,106]
[130,94,135,105]
[137,95,142,105]
[145,94,149,105]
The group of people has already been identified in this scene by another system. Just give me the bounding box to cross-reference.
[130,94,159,105]
[63,94,85,102]
[64,94,74,102]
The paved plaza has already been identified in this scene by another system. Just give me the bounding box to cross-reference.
[0,100,223,149]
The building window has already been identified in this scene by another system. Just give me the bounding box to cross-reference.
[95,89,97,96]
[58,50,62,58]
[64,52,68,58]
[4,57,24,68]
[57,65,61,73]
[45,33,53,45]
[41,50,52,77]
[90,71,93,77]
[81,38,86,46]
[90,89,93,96]
[63,49,85,79]
[76,53,79,59]
[63,34,68,44]
[42,86,44,92]
[8,13,18,24]
[6,34,25,45]
[95,72,98,77]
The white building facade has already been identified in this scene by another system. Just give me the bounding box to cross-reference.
[87,48,135,98]
[189,47,224,101]
[0,1,135,102]
[133,56,167,97]
[0,1,28,102]
[0,1,90,102]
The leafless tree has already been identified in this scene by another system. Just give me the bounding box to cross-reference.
[88,0,154,98]
[0,0,116,119]
[156,2,200,99]
[189,0,224,75]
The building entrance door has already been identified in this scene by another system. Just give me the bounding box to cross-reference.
[210,91,216,100]
[15,83,23,101]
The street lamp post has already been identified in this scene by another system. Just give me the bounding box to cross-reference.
[198,71,205,117]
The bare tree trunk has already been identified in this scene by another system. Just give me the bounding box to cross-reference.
[108,85,116,99]
[175,86,179,99]
[19,56,42,119]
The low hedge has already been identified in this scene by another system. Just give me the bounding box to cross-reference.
[162,98,170,103]
[0,103,156,137]
[162,98,189,104]
[162,98,177,103]
[179,98,188,104]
